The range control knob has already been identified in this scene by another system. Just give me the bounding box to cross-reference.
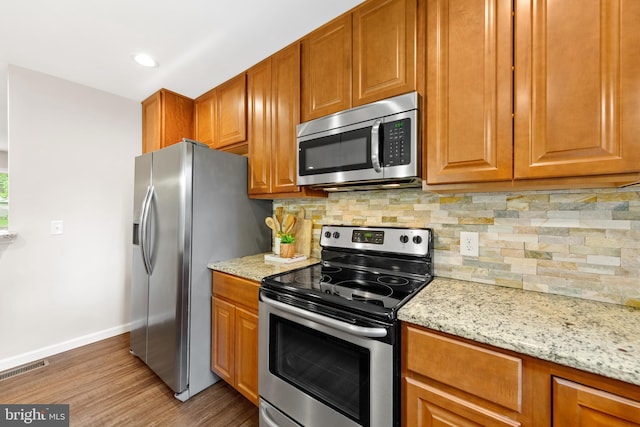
[400,235,409,243]
[413,235,423,244]
[332,232,340,239]
[324,231,332,238]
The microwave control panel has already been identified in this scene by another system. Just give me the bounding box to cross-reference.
[382,118,411,166]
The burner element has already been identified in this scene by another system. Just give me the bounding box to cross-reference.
[377,275,409,286]
[330,280,393,297]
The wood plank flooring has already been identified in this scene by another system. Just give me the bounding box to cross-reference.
[0,333,258,426]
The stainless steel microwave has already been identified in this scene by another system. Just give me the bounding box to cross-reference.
[296,92,421,191]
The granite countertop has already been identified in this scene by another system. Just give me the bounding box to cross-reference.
[208,253,319,283]
[399,277,640,387]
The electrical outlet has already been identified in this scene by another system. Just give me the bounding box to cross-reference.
[460,231,479,257]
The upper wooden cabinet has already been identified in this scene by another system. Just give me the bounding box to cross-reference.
[426,0,640,189]
[216,74,247,149]
[353,0,417,106]
[247,56,272,195]
[194,73,247,153]
[194,88,215,148]
[142,89,194,154]
[301,0,418,122]
[425,0,513,185]
[248,43,325,198]
[301,14,352,121]
[514,0,640,180]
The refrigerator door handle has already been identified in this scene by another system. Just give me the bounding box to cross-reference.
[140,185,154,275]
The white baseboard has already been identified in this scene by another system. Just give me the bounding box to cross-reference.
[0,323,132,372]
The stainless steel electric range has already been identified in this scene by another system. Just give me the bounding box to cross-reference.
[258,225,434,427]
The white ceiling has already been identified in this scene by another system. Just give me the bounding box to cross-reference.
[0,0,365,152]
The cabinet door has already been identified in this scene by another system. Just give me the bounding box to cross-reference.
[141,89,194,153]
[514,0,640,179]
[235,306,259,406]
[142,91,162,154]
[405,377,521,427]
[426,0,513,184]
[353,0,417,106]
[301,14,352,122]
[195,88,216,148]
[247,59,272,195]
[271,43,301,194]
[553,377,640,426]
[214,73,247,149]
[211,297,235,384]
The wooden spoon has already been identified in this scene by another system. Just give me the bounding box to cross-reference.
[265,217,278,233]
[275,207,284,230]
[283,214,297,235]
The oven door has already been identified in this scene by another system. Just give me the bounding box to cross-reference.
[258,291,396,427]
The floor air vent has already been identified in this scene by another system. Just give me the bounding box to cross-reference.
[0,359,49,381]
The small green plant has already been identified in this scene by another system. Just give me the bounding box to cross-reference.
[280,233,296,244]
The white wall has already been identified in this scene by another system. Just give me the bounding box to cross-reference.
[0,150,7,171]
[0,66,140,370]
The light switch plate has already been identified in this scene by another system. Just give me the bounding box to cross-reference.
[460,231,479,257]
[51,220,63,235]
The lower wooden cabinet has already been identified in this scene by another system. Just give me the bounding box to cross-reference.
[553,377,640,426]
[403,325,530,426]
[402,323,640,427]
[211,271,259,405]
[405,377,521,426]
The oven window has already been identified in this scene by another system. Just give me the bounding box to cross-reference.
[299,127,372,175]
[269,315,370,426]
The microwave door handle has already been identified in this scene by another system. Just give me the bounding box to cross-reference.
[371,120,383,173]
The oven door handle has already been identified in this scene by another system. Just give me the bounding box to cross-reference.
[261,294,388,338]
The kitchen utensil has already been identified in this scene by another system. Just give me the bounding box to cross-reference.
[272,215,281,233]
[265,217,278,233]
[275,207,284,230]
[293,208,313,258]
[283,214,296,235]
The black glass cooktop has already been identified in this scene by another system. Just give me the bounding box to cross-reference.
[262,262,432,320]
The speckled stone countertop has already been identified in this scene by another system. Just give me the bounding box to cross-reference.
[208,253,319,283]
[399,277,640,387]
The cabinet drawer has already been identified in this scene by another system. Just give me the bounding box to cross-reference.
[212,271,260,312]
[405,377,521,427]
[405,326,522,412]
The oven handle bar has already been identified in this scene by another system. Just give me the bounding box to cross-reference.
[261,294,388,338]
[259,405,281,427]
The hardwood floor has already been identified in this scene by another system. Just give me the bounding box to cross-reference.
[0,333,258,426]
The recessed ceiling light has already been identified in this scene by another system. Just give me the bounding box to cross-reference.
[133,53,158,68]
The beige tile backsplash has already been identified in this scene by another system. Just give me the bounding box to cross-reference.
[276,186,640,307]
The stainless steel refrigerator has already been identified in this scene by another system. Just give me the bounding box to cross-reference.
[130,139,271,401]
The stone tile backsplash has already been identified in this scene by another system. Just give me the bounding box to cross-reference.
[275,186,640,307]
